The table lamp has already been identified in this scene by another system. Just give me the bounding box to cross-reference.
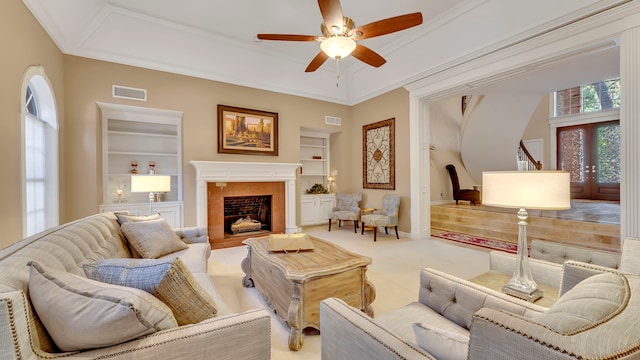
[482,170,570,302]
[131,175,171,214]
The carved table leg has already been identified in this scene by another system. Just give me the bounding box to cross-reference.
[240,248,254,288]
[363,280,376,317]
[287,282,304,350]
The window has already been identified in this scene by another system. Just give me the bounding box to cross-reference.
[21,67,58,237]
[553,77,620,117]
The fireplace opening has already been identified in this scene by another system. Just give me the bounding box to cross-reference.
[223,195,272,238]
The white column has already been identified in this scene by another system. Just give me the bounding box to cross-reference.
[620,26,640,239]
[285,179,300,233]
[409,95,431,240]
[195,178,207,227]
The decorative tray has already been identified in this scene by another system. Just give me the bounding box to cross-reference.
[268,233,314,252]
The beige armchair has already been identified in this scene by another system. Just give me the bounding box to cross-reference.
[361,194,400,241]
[328,192,362,233]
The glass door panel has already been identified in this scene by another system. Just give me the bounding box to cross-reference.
[557,121,619,201]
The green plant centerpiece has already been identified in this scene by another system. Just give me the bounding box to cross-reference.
[305,183,329,194]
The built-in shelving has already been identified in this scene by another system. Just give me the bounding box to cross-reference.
[300,131,330,192]
[98,102,184,227]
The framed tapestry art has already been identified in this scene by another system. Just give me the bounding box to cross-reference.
[363,118,395,189]
[217,105,278,156]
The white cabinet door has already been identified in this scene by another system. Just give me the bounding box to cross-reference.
[300,194,335,226]
[318,197,336,223]
[299,197,317,226]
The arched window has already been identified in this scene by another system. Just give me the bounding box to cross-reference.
[21,66,59,237]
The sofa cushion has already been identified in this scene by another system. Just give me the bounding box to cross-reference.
[374,302,467,345]
[413,321,469,360]
[120,219,188,259]
[83,257,218,325]
[159,242,211,274]
[535,272,628,335]
[28,261,177,352]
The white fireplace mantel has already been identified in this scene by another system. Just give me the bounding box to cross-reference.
[190,161,301,233]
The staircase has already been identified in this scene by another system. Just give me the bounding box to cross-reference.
[431,204,620,252]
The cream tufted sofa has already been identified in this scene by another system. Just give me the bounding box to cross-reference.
[320,261,640,359]
[488,238,626,290]
[0,212,271,359]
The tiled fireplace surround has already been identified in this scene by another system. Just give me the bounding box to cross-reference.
[191,161,301,248]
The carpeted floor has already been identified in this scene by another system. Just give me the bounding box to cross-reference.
[431,232,521,253]
[208,226,491,360]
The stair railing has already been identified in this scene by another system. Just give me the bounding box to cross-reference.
[517,140,542,171]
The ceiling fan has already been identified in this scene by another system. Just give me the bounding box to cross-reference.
[257,0,423,72]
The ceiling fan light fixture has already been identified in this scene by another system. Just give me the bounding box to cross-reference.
[320,36,356,59]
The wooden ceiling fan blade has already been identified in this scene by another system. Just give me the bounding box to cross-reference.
[351,44,386,68]
[352,12,423,40]
[257,34,319,42]
[318,0,344,33]
[305,51,330,72]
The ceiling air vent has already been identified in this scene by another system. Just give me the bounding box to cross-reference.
[112,85,147,102]
[325,116,341,126]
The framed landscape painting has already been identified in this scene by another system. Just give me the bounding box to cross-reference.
[363,118,395,189]
[217,105,278,156]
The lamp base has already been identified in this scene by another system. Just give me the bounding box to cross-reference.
[502,285,543,302]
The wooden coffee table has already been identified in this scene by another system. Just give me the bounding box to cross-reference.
[241,235,375,351]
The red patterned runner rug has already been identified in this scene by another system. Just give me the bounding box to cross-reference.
[432,232,524,254]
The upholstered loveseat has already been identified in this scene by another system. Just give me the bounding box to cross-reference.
[0,212,271,359]
[320,261,640,359]
[489,238,631,289]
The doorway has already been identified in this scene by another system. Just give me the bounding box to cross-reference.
[557,121,620,200]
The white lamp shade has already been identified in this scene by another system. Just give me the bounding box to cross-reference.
[320,37,357,59]
[482,171,571,210]
[131,175,171,193]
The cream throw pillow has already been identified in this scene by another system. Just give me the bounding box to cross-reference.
[120,218,188,259]
[115,213,162,225]
[413,322,469,360]
[84,257,218,325]
[116,213,163,258]
[28,261,177,352]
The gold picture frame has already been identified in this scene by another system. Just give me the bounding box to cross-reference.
[363,118,395,189]
[217,105,278,156]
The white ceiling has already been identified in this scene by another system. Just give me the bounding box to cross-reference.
[23,0,625,105]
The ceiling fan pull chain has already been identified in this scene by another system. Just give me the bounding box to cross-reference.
[336,58,340,87]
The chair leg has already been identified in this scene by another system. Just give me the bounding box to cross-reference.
[328,219,332,231]
[394,226,399,239]
[353,221,358,233]
[361,221,365,235]
[373,227,377,242]
[384,227,388,235]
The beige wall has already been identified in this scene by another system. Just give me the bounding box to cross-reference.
[0,0,65,248]
[428,97,477,203]
[351,88,411,233]
[63,56,353,227]
[522,95,552,169]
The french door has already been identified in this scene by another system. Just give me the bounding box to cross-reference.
[557,120,620,200]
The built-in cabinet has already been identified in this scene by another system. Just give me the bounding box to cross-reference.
[98,102,184,228]
[300,194,335,226]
